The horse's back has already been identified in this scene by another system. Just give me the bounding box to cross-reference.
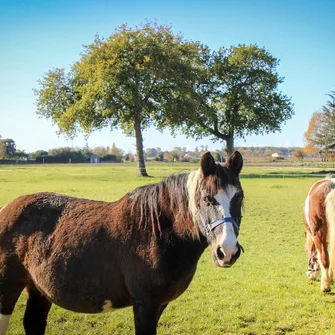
[304,178,335,233]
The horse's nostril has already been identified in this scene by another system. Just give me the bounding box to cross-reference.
[216,247,225,260]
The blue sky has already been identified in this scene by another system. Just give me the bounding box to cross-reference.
[0,0,334,153]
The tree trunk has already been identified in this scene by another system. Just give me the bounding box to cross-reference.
[225,135,234,156]
[134,118,149,177]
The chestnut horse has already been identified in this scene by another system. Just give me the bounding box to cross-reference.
[303,177,335,291]
[0,151,244,335]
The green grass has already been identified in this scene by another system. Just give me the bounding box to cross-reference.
[1,162,335,334]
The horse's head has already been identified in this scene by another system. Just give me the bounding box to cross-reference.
[189,151,244,268]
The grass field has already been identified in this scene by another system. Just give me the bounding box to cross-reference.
[1,162,335,335]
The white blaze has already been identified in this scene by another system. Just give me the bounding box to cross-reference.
[214,187,239,260]
[214,187,237,218]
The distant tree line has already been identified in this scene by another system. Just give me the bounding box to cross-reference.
[0,134,309,165]
[0,137,125,163]
[31,144,124,163]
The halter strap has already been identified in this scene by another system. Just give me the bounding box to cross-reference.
[204,217,240,236]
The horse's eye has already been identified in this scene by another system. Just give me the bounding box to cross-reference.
[203,196,217,206]
[203,196,212,206]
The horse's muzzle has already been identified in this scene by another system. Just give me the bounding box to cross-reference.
[213,243,244,268]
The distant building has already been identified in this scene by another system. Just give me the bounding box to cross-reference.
[183,152,200,159]
[271,152,287,160]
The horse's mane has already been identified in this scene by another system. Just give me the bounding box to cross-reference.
[127,172,197,237]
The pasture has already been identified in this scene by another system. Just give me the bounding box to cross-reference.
[1,162,335,335]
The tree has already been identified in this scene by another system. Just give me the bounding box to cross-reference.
[15,150,29,160]
[110,143,124,160]
[155,152,164,161]
[182,44,294,155]
[0,138,16,158]
[145,148,157,158]
[293,149,305,162]
[0,142,5,159]
[91,146,108,157]
[170,150,180,161]
[35,22,206,176]
[304,92,335,160]
[29,150,48,159]
[304,112,324,157]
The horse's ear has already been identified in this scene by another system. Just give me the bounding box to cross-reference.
[226,151,243,175]
[200,152,216,177]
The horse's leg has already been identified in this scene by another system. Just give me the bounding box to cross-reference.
[133,300,160,335]
[23,283,52,335]
[305,231,319,280]
[0,282,25,335]
[314,234,330,292]
[0,261,27,335]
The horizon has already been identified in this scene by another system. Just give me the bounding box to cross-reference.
[20,144,305,156]
[1,0,334,153]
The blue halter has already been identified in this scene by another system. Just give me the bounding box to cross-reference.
[203,217,240,236]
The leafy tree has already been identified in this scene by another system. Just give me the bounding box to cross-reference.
[91,146,109,157]
[183,44,294,155]
[145,148,157,158]
[0,142,5,159]
[35,22,206,176]
[110,143,124,160]
[47,147,88,162]
[304,92,335,160]
[48,147,73,157]
[304,112,324,156]
[29,150,48,159]
[170,150,180,161]
[293,149,305,162]
[155,152,164,161]
[164,151,172,161]
[101,154,118,162]
[0,138,16,158]
[15,150,29,159]
[124,152,135,162]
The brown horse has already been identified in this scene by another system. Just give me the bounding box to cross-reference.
[0,151,244,335]
[303,177,335,291]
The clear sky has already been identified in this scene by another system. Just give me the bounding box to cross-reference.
[0,0,334,153]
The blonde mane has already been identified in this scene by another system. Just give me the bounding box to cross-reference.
[187,169,201,236]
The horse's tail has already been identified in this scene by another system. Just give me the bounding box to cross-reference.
[325,183,335,281]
